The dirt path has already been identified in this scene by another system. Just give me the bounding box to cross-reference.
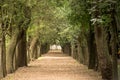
[2,52,102,80]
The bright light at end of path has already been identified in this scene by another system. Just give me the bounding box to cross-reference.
[50,44,62,50]
[49,44,62,53]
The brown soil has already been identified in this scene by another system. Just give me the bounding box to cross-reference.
[2,52,102,80]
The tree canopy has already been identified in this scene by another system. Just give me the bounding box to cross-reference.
[0,0,120,80]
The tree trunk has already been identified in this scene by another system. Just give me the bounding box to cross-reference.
[27,38,31,63]
[62,43,71,55]
[33,45,38,59]
[95,26,112,80]
[110,8,118,80]
[84,47,89,65]
[0,39,3,79]
[37,45,41,57]
[40,43,50,54]
[70,42,78,60]
[88,28,98,70]
[77,43,84,63]
[16,30,27,68]
[29,37,38,61]
[6,29,21,73]
[81,46,87,65]
[71,42,74,57]
[0,28,7,78]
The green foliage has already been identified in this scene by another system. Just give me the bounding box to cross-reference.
[27,0,91,46]
[27,0,72,45]
[89,0,117,26]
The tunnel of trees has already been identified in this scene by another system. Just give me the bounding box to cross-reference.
[0,0,120,80]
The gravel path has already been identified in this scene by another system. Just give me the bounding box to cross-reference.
[2,52,102,80]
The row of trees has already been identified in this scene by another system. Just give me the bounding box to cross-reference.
[0,0,31,77]
[0,0,120,80]
[0,0,49,79]
[0,0,70,79]
[61,0,120,80]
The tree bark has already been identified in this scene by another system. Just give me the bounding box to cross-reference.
[110,8,118,80]
[0,39,3,79]
[77,43,84,63]
[88,28,98,70]
[95,26,112,80]
[16,30,27,68]
[40,43,50,54]
[62,43,71,55]
[37,45,41,57]
[0,28,7,78]
[6,29,21,73]
[29,37,38,61]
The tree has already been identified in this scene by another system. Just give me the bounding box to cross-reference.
[6,0,31,73]
[90,0,118,80]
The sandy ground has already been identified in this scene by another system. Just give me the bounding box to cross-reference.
[2,52,102,80]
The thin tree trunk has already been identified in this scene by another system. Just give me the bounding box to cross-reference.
[88,28,97,69]
[37,45,41,57]
[62,43,71,55]
[111,7,118,80]
[71,42,74,57]
[81,46,87,65]
[29,37,38,61]
[0,39,3,79]
[71,43,78,59]
[77,43,84,63]
[0,28,7,78]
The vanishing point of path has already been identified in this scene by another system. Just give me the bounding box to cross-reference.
[2,51,102,80]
